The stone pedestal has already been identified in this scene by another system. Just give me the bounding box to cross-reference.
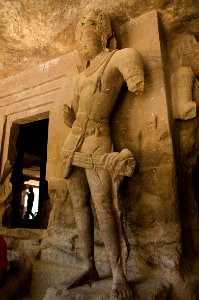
[44,276,171,300]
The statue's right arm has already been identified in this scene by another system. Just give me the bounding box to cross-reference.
[117,48,144,96]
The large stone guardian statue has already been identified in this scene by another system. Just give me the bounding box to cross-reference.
[60,10,144,299]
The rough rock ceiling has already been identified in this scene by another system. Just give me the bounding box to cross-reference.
[0,0,198,78]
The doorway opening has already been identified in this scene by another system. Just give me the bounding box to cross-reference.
[9,117,49,228]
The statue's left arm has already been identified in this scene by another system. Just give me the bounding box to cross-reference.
[63,76,80,128]
[117,48,144,96]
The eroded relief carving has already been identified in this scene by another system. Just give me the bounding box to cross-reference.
[172,35,199,120]
[60,10,144,299]
[0,160,12,226]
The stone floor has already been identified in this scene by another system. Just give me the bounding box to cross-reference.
[43,276,171,300]
[21,261,79,300]
[20,259,171,300]
[0,227,199,300]
[21,256,199,300]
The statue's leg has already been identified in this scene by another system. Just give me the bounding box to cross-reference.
[57,167,99,294]
[86,168,133,299]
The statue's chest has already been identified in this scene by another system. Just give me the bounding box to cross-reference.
[78,73,98,94]
[78,66,117,97]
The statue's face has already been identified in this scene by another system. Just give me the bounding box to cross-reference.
[77,29,104,61]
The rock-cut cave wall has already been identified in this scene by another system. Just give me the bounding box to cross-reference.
[0,1,199,299]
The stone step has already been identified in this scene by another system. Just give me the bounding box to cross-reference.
[21,260,79,300]
[44,276,171,300]
[21,251,111,300]
[40,245,111,275]
[40,246,83,269]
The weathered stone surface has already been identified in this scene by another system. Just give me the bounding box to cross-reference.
[0,8,186,299]
[43,276,171,300]
[41,227,110,275]
[0,160,12,226]
[133,277,171,300]
[111,10,181,275]
[22,261,79,300]
[172,117,199,255]
[170,35,199,120]
[0,227,46,239]
[0,2,198,299]
[58,9,145,299]
[0,1,198,78]
[1,228,45,262]
[168,33,199,257]
[48,185,75,229]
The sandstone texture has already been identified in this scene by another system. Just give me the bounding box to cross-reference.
[0,1,199,300]
[44,276,171,300]
[0,0,198,78]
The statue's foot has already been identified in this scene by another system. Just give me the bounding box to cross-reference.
[56,267,99,296]
[111,274,133,299]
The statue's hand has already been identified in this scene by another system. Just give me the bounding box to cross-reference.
[104,152,120,173]
[63,104,76,128]
[101,149,136,179]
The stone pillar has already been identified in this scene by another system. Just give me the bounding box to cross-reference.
[168,34,199,255]
[111,10,181,273]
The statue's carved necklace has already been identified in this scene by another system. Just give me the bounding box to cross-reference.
[83,50,111,77]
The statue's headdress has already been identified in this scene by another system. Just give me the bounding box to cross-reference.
[76,10,116,50]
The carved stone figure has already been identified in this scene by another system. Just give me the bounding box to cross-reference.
[172,35,199,120]
[0,160,12,227]
[60,10,144,299]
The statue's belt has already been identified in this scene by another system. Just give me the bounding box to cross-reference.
[74,116,109,126]
[70,116,110,137]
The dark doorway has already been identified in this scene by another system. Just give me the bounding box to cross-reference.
[10,118,49,228]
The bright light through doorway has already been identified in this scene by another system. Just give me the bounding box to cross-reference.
[24,180,39,219]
